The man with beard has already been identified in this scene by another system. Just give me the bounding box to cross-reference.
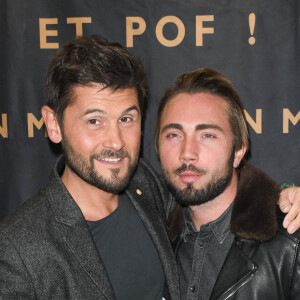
[0,38,299,300]
[156,68,300,299]
[0,35,179,300]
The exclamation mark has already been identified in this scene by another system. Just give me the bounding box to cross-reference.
[248,13,256,45]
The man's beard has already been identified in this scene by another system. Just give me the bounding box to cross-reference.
[163,151,235,207]
[61,135,139,194]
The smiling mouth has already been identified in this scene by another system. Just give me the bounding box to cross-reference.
[96,157,123,164]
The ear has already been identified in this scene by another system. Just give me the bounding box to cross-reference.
[41,106,62,144]
[233,145,247,168]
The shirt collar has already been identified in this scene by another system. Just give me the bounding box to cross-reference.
[183,202,233,244]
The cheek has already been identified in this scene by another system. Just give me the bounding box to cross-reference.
[202,150,222,168]
[159,144,178,168]
[66,129,102,154]
[131,137,141,153]
[125,128,141,151]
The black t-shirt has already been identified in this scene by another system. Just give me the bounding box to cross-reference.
[87,193,165,300]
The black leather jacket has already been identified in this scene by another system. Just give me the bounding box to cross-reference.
[169,163,300,299]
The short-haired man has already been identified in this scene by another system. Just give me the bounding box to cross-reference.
[0,35,179,299]
[156,68,300,299]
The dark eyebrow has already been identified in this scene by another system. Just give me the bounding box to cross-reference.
[161,123,183,134]
[195,124,224,132]
[161,123,224,135]
[82,105,140,117]
[83,108,105,116]
[122,105,140,115]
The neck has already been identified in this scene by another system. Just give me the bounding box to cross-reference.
[62,165,119,221]
[189,171,238,231]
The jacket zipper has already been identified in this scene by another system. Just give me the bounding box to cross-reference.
[217,272,255,300]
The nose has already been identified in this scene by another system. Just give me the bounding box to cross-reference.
[102,123,125,151]
[179,136,198,164]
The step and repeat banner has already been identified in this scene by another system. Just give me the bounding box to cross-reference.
[1,0,299,220]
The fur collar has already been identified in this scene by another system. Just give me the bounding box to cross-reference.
[168,162,280,242]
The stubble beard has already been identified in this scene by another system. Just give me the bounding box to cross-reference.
[162,151,235,207]
[61,135,139,194]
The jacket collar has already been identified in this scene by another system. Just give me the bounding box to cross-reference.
[182,203,233,244]
[230,162,280,241]
[168,162,280,243]
[46,155,87,228]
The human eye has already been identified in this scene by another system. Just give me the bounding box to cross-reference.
[119,116,133,123]
[87,118,100,125]
[166,133,178,139]
[164,131,183,142]
[203,133,214,138]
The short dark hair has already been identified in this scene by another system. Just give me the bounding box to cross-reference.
[46,35,147,126]
[155,68,249,153]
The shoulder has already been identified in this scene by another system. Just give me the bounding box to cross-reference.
[0,187,54,288]
[135,158,162,181]
[133,158,167,194]
[0,186,53,241]
[274,214,300,297]
[129,158,175,216]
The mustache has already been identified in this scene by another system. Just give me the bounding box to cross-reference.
[174,164,206,175]
[93,148,129,159]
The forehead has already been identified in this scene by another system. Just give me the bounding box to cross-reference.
[161,92,230,130]
[69,85,139,113]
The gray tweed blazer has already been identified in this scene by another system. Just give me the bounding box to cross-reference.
[0,157,179,300]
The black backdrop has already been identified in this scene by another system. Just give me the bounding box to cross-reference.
[1,0,299,220]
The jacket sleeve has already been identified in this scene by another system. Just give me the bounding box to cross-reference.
[289,240,300,299]
[0,235,35,298]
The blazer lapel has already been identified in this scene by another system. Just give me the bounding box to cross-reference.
[210,241,258,300]
[46,157,116,300]
[63,225,116,300]
[125,176,179,299]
